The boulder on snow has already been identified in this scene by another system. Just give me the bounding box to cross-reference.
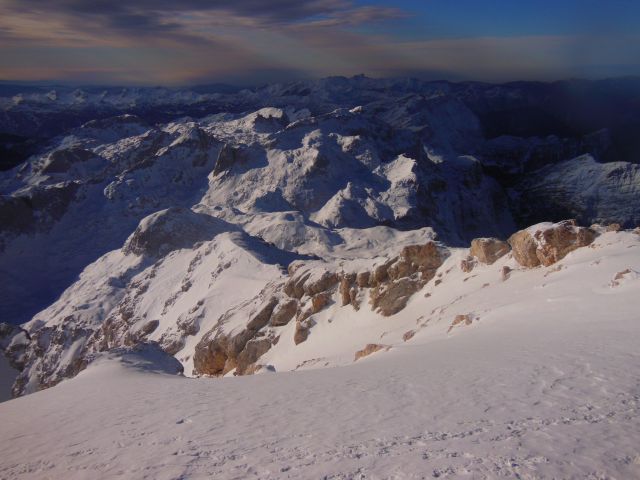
[193,334,232,376]
[469,238,510,265]
[293,320,311,345]
[354,344,390,361]
[508,220,597,268]
[447,314,474,333]
[460,256,476,273]
[507,229,540,268]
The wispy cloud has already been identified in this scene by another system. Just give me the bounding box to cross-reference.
[0,0,638,85]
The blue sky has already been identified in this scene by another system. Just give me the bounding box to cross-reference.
[0,0,638,85]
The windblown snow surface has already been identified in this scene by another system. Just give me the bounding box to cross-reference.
[1,231,639,479]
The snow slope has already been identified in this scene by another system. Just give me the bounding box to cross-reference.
[1,231,639,478]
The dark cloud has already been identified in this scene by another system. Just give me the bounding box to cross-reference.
[2,0,398,31]
[0,0,404,50]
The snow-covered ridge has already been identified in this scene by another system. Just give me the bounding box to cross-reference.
[4,206,637,398]
[1,77,639,399]
[1,226,640,478]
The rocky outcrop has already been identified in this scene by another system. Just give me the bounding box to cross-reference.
[270,299,298,327]
[294,320,312,345]
[193,297,278,376]
[369,241,445,316]
[508,229,540,268]
[212,144,254,176]
[370,278,424,316]
[339,273,356,306]
[236,338,273,375]
[0,323,30,372]
[469,238,510,265]
[39,147,97,174]
[508,220,597,268]
[354,344,390,361]
[303,271,339,297]
[311,292,332,313]
[0,181,80,240]
[447,314,474,333]
[515,155,640,229]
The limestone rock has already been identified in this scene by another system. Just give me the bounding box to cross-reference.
[354,344,390,361]
[293,321,311,345]
[311,292,332,313]
[448,314,473,333]
[460,255,476,273]
[236,338,272,375]
[192,333,231,376]
[270,299,298,327]
[370,277,423,316]
[0,323,30,371]
[356,271,371,288]
[508,229,540,268]
[284,270,311,299]
[501,265,512,281]
[388,241,444,283]
[403,330,416,342]
[349,287,360,310]
[372,262,391,285]
[469,238,510,265]
[303,270,339,297]
[246,297,279,331]
[510,220,598,268]
[533,220,597,267]
[339,273,356,306]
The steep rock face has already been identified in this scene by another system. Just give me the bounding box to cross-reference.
[270,299,298,327]
[192,297,278,376]
[508,220,597,268]
[0,323,29,372]
[370,241,446,316]
[516,155,640,228]
[0,181,80,242]
[370,278,424,317]
[0,120,219,325]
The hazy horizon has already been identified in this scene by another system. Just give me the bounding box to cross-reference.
[3,73,640,91]
[1,0,639,86]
